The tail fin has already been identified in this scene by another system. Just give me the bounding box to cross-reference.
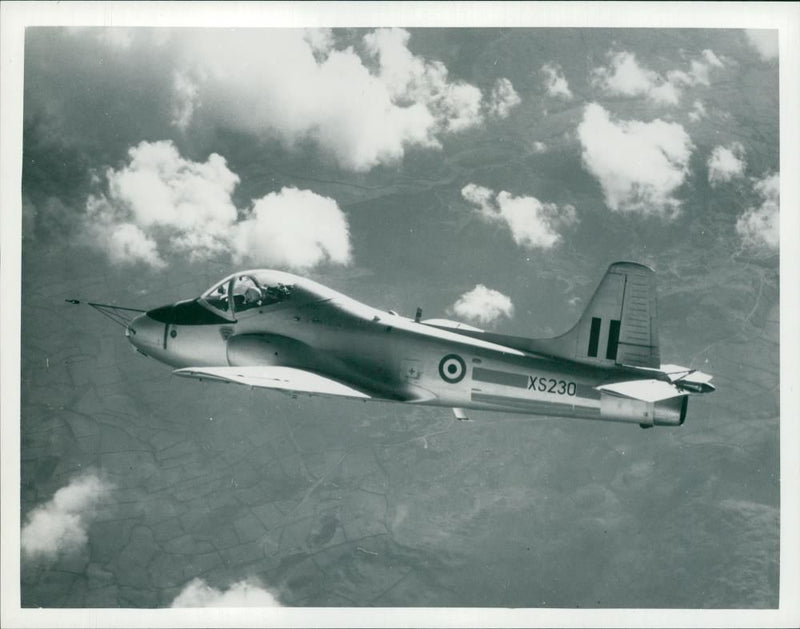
[534,262,660,368]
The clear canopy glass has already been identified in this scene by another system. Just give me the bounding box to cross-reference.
[200,271,295,318]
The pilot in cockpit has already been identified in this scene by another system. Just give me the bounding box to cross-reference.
[244,286,262,306]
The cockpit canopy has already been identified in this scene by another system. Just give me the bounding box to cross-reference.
[200,270,298,319]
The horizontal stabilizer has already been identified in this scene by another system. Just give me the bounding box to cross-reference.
[659,364,716,393]
[596,379,685,403]
[173,366,371,399]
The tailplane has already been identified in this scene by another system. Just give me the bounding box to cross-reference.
[531,261,660,368]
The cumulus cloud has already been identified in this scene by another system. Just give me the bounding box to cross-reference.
[233,187,352,269]
[487,78,521,118]
[86,140,238,264]
[736,173,779,251]
[171,578,282,607]
[86,140,352,270]
[174,28,501,171]
[449,284,514,326]
[707,142,746,185]
[95,141,235,235]
[462,183,577,249]
[102,222,165,268]
[542,63,573,100]
[591,51,672,103]
[745,30,778,60]
[532,141,547,153]
[577,103,694,217]
[21,472,112,561]
[702,49,724,69]
[303,27,335,58]
[669,49,724,88]
[688,100,707,122]
[364,28,484,134]
[171,71,199,131]
[591,50,723,106]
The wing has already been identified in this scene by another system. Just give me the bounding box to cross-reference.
[595,378,685,403]
[600,364,716,396]
[173,366,371,400]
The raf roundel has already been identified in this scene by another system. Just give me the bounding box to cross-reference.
[438,354,466,384]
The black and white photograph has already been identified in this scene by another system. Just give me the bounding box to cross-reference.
[2,2,798,627]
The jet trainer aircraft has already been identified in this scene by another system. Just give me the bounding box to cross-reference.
[76,261,714,428]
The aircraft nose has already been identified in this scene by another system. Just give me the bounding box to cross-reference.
[126,313,163,353]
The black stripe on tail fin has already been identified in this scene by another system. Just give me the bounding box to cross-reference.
[587,317,602,357]
[529,262,660,368]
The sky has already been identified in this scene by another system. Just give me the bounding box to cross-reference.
[2,3,800,628]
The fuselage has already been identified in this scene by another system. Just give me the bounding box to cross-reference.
[126,269,687,427]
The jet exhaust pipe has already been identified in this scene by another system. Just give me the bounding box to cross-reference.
[600,392,688,428]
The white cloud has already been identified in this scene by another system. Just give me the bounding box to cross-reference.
[174,28,496,171]
[462,183,494,211]
[592,50,724,106]
[172,71,200,131]
[87,140,239,260]
[688,100,707,122]
[702,49,724,68]
[85,141,238,265]
[449,284,514,326]
[745,30,778,60]
[233,187,352,270]
[171,578,282,607]
[103,222,166,268]
[532,141,547,153]
[577,103,694,217]
[462,183,577,249]
[86,141,352,271]
[707,142,746,185]
[592,51,663,100]
[669,52,722,88]
[364,28,484,134]
[648,80,682,106]
[303,27,335,58]
[21,473,112,561]
[541,63,573,100]
[487,78,521,118]
[736,173,779,251]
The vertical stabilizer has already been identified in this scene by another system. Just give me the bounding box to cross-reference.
[531,262,660,368]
